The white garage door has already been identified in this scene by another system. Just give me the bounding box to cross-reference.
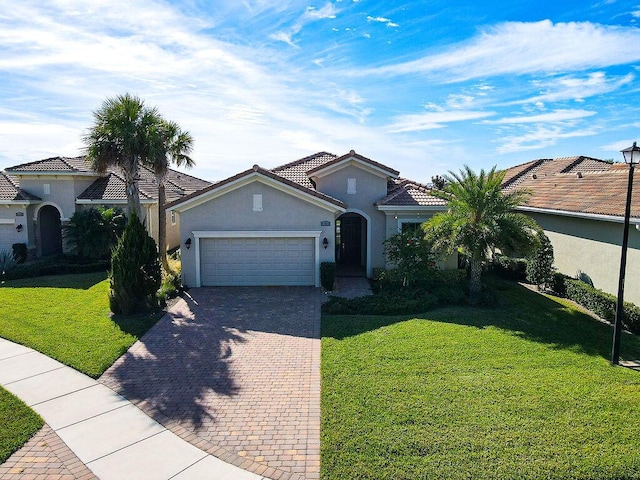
[200,237,315,286]
[0,225,17,252]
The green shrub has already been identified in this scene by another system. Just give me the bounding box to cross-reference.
[526,233,555,290]
[64,207,125,260]
[320,262,336,291]
[3,259,108,281]
[492,255,528,281]
[11,243,27,264]
[323,292,439,315]
[383,232,436,286]
[0,250,16,276]
[565,279,616,323]
[109,214,161,315]
[551,272,569,297]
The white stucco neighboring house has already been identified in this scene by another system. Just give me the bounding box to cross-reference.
[502,155,640,305]
[0,156,211,258]
[167,150,455,288]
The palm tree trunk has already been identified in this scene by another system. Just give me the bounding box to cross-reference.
[157,179,169,272]
[469,257,482,305]
[123,159,142,221]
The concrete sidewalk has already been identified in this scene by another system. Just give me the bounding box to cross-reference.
[0,337,266,480]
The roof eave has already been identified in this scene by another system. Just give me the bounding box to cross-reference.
[517,205,640,225]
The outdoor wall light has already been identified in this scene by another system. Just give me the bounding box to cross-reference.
[184,237,192,250]
[15,224,23,233]
[612,141,640,365]
[322,237,329,249]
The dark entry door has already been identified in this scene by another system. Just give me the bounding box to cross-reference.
[40,206,62,256]
[339,216,361,265]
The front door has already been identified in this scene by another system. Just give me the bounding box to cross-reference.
[338,216,361,265]
[39,205,63,256]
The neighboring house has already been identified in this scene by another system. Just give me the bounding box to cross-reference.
[503,155,640,305]
[0,156,211,258]
[167,150,456,288]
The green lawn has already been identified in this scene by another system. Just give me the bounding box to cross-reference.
[322,282,640,479]
[0,272,162,464]
[0,272,161,378]
[0,387,43,464]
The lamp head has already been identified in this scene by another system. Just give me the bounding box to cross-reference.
[621,141,640,165]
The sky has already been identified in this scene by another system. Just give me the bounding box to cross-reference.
[1,0,640,184]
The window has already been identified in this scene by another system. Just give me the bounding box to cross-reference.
[347,178,356,194]
[401,222,422,236]
[253,194,263,212]
[43,184,50,195]
[171,211,177,225]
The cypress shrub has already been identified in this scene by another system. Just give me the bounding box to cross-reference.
[109,214,161,315]
[320,262,336,291]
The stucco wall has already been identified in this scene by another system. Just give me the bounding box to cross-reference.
[0,205,29,253]
[20,176,94,220]
[527,212,640,305]
[177,180,338,287]
[314,165,388,270]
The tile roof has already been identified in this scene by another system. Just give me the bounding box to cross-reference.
[5,156,211,204]
[502,155,637,218]
[376,179,446,207]
[271,152,338,189]
[306,150,400,177]
[0,173,42,202]
[167,164,346,210]
[6,156,93,173]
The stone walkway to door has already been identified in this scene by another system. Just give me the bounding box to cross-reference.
[99,287,322,480]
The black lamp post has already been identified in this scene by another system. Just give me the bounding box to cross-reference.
[612,141,640,365]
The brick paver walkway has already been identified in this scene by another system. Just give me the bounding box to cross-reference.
[0,425,97,480]
[100,287,322,480]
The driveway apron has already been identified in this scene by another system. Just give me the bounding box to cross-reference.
[99,287,322,480]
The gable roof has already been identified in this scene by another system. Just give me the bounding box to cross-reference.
[306,150,400,178]
[271,152,338,189]
[502,156,638,220]
[4,156,211,205]
[0,173,41,203]
[167,164,346,212]
[376,178,446,209]
[5,156,94,175]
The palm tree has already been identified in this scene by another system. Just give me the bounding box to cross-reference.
[423,165,539,305]
[83,93,166,219]
[148,120,194,270]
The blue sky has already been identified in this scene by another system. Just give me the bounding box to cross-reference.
[1,0,639,184]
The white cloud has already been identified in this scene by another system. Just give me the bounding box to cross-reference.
[366,15,399,27]
[357,20,640,81]
[510,72,634,104]
[496,126,598,154]
[485,109,597,124]
[387,111,494,133]
[270,2,339,47]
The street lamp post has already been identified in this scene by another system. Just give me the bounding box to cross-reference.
[612,141,640,365]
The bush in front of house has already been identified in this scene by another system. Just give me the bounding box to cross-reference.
[109,214,161,315]
[323,291,439,315]
[11,243,27,264]
[320,262,336,291]
[0,249,17,277]
[492,254,528,282]
[526,233,555,290]
[64,207,125,261]
[383,232,436,287]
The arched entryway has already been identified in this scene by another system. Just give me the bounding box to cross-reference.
[335,212,368,276]
[39,205,63,256]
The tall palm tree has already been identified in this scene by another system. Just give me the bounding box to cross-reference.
[83,93,165,220]
[423,165,539,305]
[148,120,194,270]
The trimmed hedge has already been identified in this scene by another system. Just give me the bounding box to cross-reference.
[492,255,528,281]
[563,278,640,335]
[323,292,439,315]
[4,259,109,280]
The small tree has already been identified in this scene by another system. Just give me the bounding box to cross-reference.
[109,213,161,315]
[526,232,555,290]
[384,232,436,287]
[65,207,125,260]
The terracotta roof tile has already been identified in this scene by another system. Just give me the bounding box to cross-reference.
[306,150,400,177]
[271,152,337,189]
[376,180,446,207]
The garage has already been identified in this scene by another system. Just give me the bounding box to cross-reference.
[198,235,317,286]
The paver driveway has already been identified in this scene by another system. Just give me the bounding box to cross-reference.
[100,287,323,480]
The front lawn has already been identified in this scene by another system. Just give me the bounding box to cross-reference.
[322,282,640,479]
[0,272,161,378]
[0,272,162,464]
[0,387,43,464]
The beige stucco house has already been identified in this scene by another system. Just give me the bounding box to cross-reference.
[0,156,210,258]
[167,150,456,288]
[503,155,640,305]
